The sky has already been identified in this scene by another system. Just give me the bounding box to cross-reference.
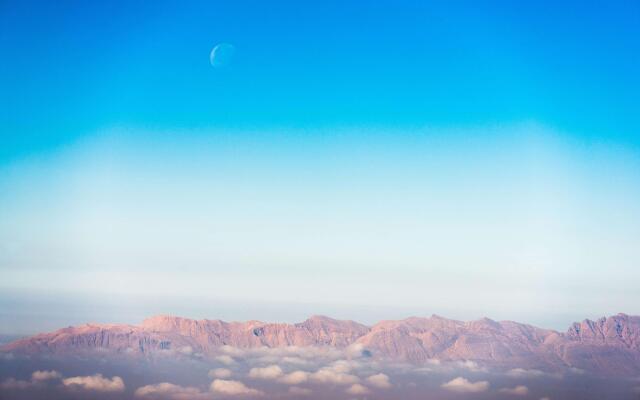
[1,0,639,334]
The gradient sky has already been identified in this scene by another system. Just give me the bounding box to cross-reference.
[1,0,639,334]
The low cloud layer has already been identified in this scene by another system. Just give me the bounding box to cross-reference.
[441,377,490,393]
[499,385,529,396]
[31,370,62,382]
[346,383,370,395]
[248,365,283,380]
[210,379,263,396]
[135,382,207,399]
[62,374,125,392]
[209,368,233,379]
[366,373,392,388]
[288,386,312,396]
[279,370,309,385]
[1,378,33,390]
[0,369,63,390]
[0,344,636,400]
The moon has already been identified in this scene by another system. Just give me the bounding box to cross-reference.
[210,43,235,68]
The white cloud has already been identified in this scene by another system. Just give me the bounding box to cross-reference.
[346,383,370,395]
[305,359,364,386]
[248,365,284,380]
[506,368,562,379]
[310,368,359,385]
[209,345,362,371]
[506,368,546,378]
[221,346,247,357]
[216,355,237,365]
[31,370,62,382]
[63,374,125,392]
[278,371,310,385]
[210,379,263,396]
[441,377,489,393]
[366,373,392,388]
[345,343,366,358]
[135,382,208,399]
[280,356,310,366]
[500,385,529,396]
[328,359,356,374]
[457,360,486,372]
[288,386,312,396]
[209,368,233,379]
[178,346,193,355]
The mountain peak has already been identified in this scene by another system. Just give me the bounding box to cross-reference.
[305,314,337,322]
[4,313,640,376]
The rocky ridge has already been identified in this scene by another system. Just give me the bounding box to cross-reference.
[3,313,640,376]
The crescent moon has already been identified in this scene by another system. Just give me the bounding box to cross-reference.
[210,43,235,68]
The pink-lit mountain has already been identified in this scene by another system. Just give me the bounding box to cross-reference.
[3,313,640,376]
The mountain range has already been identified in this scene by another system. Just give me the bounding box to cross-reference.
[3,313,640,376]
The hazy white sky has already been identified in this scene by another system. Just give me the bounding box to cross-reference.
[1,123,639,333]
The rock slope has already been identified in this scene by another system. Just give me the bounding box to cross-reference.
[3,313,640,376]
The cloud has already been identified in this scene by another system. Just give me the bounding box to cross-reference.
[278,371,310,385]
[209,345,366,371]
[441,377,489,393]
[220,346,247,357]
[248,364,284,380]
[500,385,529,396]
[63,374,125,392]
[280,356,310,366]
[0,378,32,390]
[209,368,234,379]
[216,355,237,365]
[210,379,263,396]
[344,343,367,358]
[456,360,486,372]
[288,386,312,396]
[0,370,63,390]
[506,368,547,378]
[310,368,359,385]
[567,367,585,375]
[346,383,370,395]
[31,370,62,382]
[366,373,392,388]
[506,368,563,379]
[304,358,362,386]
[328,359,357,374]
[135,382,208,399]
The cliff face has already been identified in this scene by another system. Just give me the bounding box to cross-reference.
[3,315,371,356]
[558,313,640,375]
[566,313,640,348]
[3,313,640,376]
[356,315,559,367]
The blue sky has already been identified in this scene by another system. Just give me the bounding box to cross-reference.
[1,1,639,333]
